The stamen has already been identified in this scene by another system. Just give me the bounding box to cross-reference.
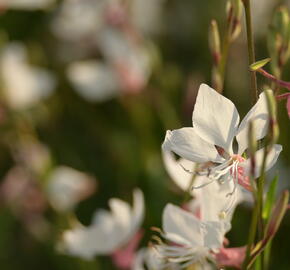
[191,177,216,189]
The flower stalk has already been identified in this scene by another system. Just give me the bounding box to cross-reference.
[242,0,258,104]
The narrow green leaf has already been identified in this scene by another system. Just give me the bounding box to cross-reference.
[250,58,271,71]
[262,175,278,220]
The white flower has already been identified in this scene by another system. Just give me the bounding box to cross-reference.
[47,166,96,212]
[162,150,246,219]
[96,27,151,93]
[51,0,105,40]
[60,189,144,260]
[163,84,282,196]
[67,60,119,102]
[155,204,228,268]
[0,43,55,110]
[0,0,55,10]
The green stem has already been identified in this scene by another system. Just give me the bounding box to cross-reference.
[243,187,259,269]
[243,0,258,104]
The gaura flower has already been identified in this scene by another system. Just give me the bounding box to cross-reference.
[154,204,229,268]
[162,150,246,218]
[47,166,96,212]
[163,84,282,195]
[0,43,55,110]
[59,189,144,264]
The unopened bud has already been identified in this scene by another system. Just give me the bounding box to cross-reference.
[268,6,290,77]
[250,58,271,71]
[209,20,221,66]
[265,89,279,144]
[226,0,243,41]
[266,190,289,240]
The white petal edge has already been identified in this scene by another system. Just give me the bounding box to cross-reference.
[241,144,282,179]
[162,204,204,247]
[192,84,240,154]
[162,150,196,191]
[162,128,224,163]
[236,91,269,155]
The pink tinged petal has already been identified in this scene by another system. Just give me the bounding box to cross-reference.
[162,150,196,191]
[192,84,240,154]
[236,91,269,155]
[162,128,223,164]
[287,96,290,118]
[111,230,144,269]
[215,246,246,269]
[240,144,282,179]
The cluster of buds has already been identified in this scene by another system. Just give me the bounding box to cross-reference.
[267,6,290,79]
[209,0,242,93]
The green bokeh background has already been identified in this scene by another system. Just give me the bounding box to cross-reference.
[0,0,289,269]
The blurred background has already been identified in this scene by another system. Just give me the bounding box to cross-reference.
[0,0,289,269]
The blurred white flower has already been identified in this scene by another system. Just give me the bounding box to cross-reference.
[60,189,144,260]
[97,27,151,93]
[131,0,165,36]
[67,60,119,102]
[47,166,96,212]
[155,204,228,268]
[0,0,55,10]
[163,84,282,196]
[0,43,55,110]
[51,0,105,41]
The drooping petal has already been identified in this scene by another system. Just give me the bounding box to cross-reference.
[192,84,240,154]
[236,91,269,155]
[240,144,282,179]
[163,204,204,247]
[196,178,241,224]
[162,150,196,191]
[162,128,223,163]
[131,189,145,236]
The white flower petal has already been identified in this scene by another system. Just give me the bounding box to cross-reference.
[162,150,196,191]
[163,204,204,247]
[162,128,223,163]
[196,179,240,224]
[131,189,145,236]
[192,84,240,153]
[202,221,225,250]
[236,91,269,155]
[241,144,282,179]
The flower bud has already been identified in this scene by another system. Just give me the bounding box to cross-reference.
[226,0,243,41]
[267,6,290,78]
[265,89,279,144]
[209,20,221,66]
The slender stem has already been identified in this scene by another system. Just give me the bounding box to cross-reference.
[243,0,258,104]
[257,68,290,91]
[243,189,259,269]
